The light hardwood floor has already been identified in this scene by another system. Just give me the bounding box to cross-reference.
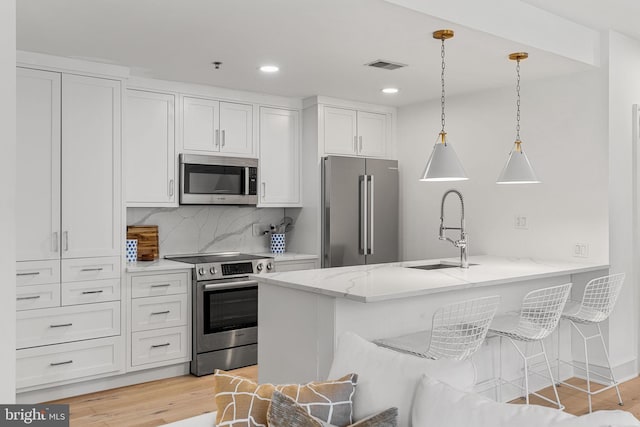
[49,367,639,426]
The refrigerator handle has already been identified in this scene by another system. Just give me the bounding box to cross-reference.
[360,175,367,255]
[369,175,374,255]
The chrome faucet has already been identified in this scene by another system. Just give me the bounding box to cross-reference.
[439,189,468,268]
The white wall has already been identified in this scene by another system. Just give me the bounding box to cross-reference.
[398,69,608,265]
[0,0,16,403]
[607,30,640,373]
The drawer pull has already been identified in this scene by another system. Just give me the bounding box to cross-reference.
[50,323,73,328]
[16,272,40,277]
[81,290,104,295]
[151,310,170,315]
[80,267,104,272]
[50,360,73,366]
[151,284,171,288]
[17,295,41,301]
[151,343,171,348]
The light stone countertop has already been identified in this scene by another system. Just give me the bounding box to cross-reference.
[125,258,193,273]
[253,255,609,303]
[252,252,319,262]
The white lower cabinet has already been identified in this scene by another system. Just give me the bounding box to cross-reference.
[131,326,189,367]
[17,301,120,349]
[17,336,124,390]
[127,270,191,371]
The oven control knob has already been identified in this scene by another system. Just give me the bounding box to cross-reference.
[198,267,205,277]
[256,263,263,272]
[266,262,273,271]
[209,266,217,275]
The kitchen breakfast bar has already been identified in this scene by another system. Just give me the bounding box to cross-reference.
[255,256,608,385]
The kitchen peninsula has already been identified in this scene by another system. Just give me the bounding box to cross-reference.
[255,256,608,384]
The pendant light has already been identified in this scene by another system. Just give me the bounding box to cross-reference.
[496,52,540,184]
[420,29,468,182]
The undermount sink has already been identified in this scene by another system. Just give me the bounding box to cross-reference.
[408,262,478,271]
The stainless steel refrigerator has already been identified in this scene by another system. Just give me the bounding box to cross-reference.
[322,155,399,267]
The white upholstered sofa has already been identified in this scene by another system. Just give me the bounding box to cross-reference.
[163,332,640,427]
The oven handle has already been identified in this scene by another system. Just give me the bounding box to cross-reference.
[202,280,258,291]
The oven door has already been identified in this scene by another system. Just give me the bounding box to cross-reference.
[195,277,258,353]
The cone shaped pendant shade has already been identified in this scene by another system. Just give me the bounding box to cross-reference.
[421,133,468,181]
[496,141,540,184]
[497,52,540,184]
[420,30,468,182]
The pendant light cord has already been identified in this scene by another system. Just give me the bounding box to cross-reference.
[440,38,446,137]
[515,59,521,142]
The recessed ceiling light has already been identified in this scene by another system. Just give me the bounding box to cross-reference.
[260,65,279,73]
[382,87,399,94]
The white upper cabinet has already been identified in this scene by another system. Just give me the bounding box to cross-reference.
[182,96,253,156]
[258,107,301,207]
[126,89,176,206]
[323,106,388,158]
[219,102,253,155]
[356,111,387,157]
[62,74,121,259]
[16,68,62,261]
[323,107,357,156]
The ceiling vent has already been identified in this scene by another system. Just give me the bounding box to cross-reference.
[365,59,407,70]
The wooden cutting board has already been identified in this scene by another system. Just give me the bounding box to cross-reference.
[126,225,159,261]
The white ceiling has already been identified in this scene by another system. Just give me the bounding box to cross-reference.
[521,0,640,41]
[17,0,595,106]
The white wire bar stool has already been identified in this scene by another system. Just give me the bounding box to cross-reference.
[556,273,625,413]
[489,283,572,409]
[374,295,501,361]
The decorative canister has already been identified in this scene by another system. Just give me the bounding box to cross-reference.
[126,239,138,263]
[270,233,285,254]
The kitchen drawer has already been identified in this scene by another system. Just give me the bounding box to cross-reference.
[131,326,188,366]
[131,271,189,298]
[62,257,120,282]
[16,283,60,311]
[16,336,124,389]
[131,294,188,332]
[62,278,121,306]
[16,260,60,286]
[274,259,319,272]
[17,301,120,349]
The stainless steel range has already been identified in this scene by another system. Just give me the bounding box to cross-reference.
[165,252,274,376]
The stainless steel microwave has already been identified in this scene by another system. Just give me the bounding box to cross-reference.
[179,154,258,205]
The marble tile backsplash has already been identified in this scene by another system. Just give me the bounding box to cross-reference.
[127,206,284,256]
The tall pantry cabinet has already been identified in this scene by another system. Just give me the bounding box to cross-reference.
[15,67,124,391]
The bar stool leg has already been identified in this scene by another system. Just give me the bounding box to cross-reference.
[541,340,562,409]
[556,321,562,386]
[597,324,623,406]
[498,336,503,402]
[572,321,593,413]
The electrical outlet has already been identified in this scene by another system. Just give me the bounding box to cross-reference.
[573,243,589,258]
[514,215,528,230]
[252,223,270,237]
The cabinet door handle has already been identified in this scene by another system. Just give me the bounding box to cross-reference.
[50,360,73,366]
[16,272,40,277]
[82,290,104,295]
[151,343,171,348]
[63,231,69,251]
[151,284,171,288]
[261,182,266,199]
[215,129,220,147]
[169,179,175,197]
[359,136,363,152]
[53,232,59,253]
[17,295,41,301]
[50,323,73,328]
[81,267,103,272]
[150,310,170,315]
[222,130,226,147]
[354,136,358,153]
